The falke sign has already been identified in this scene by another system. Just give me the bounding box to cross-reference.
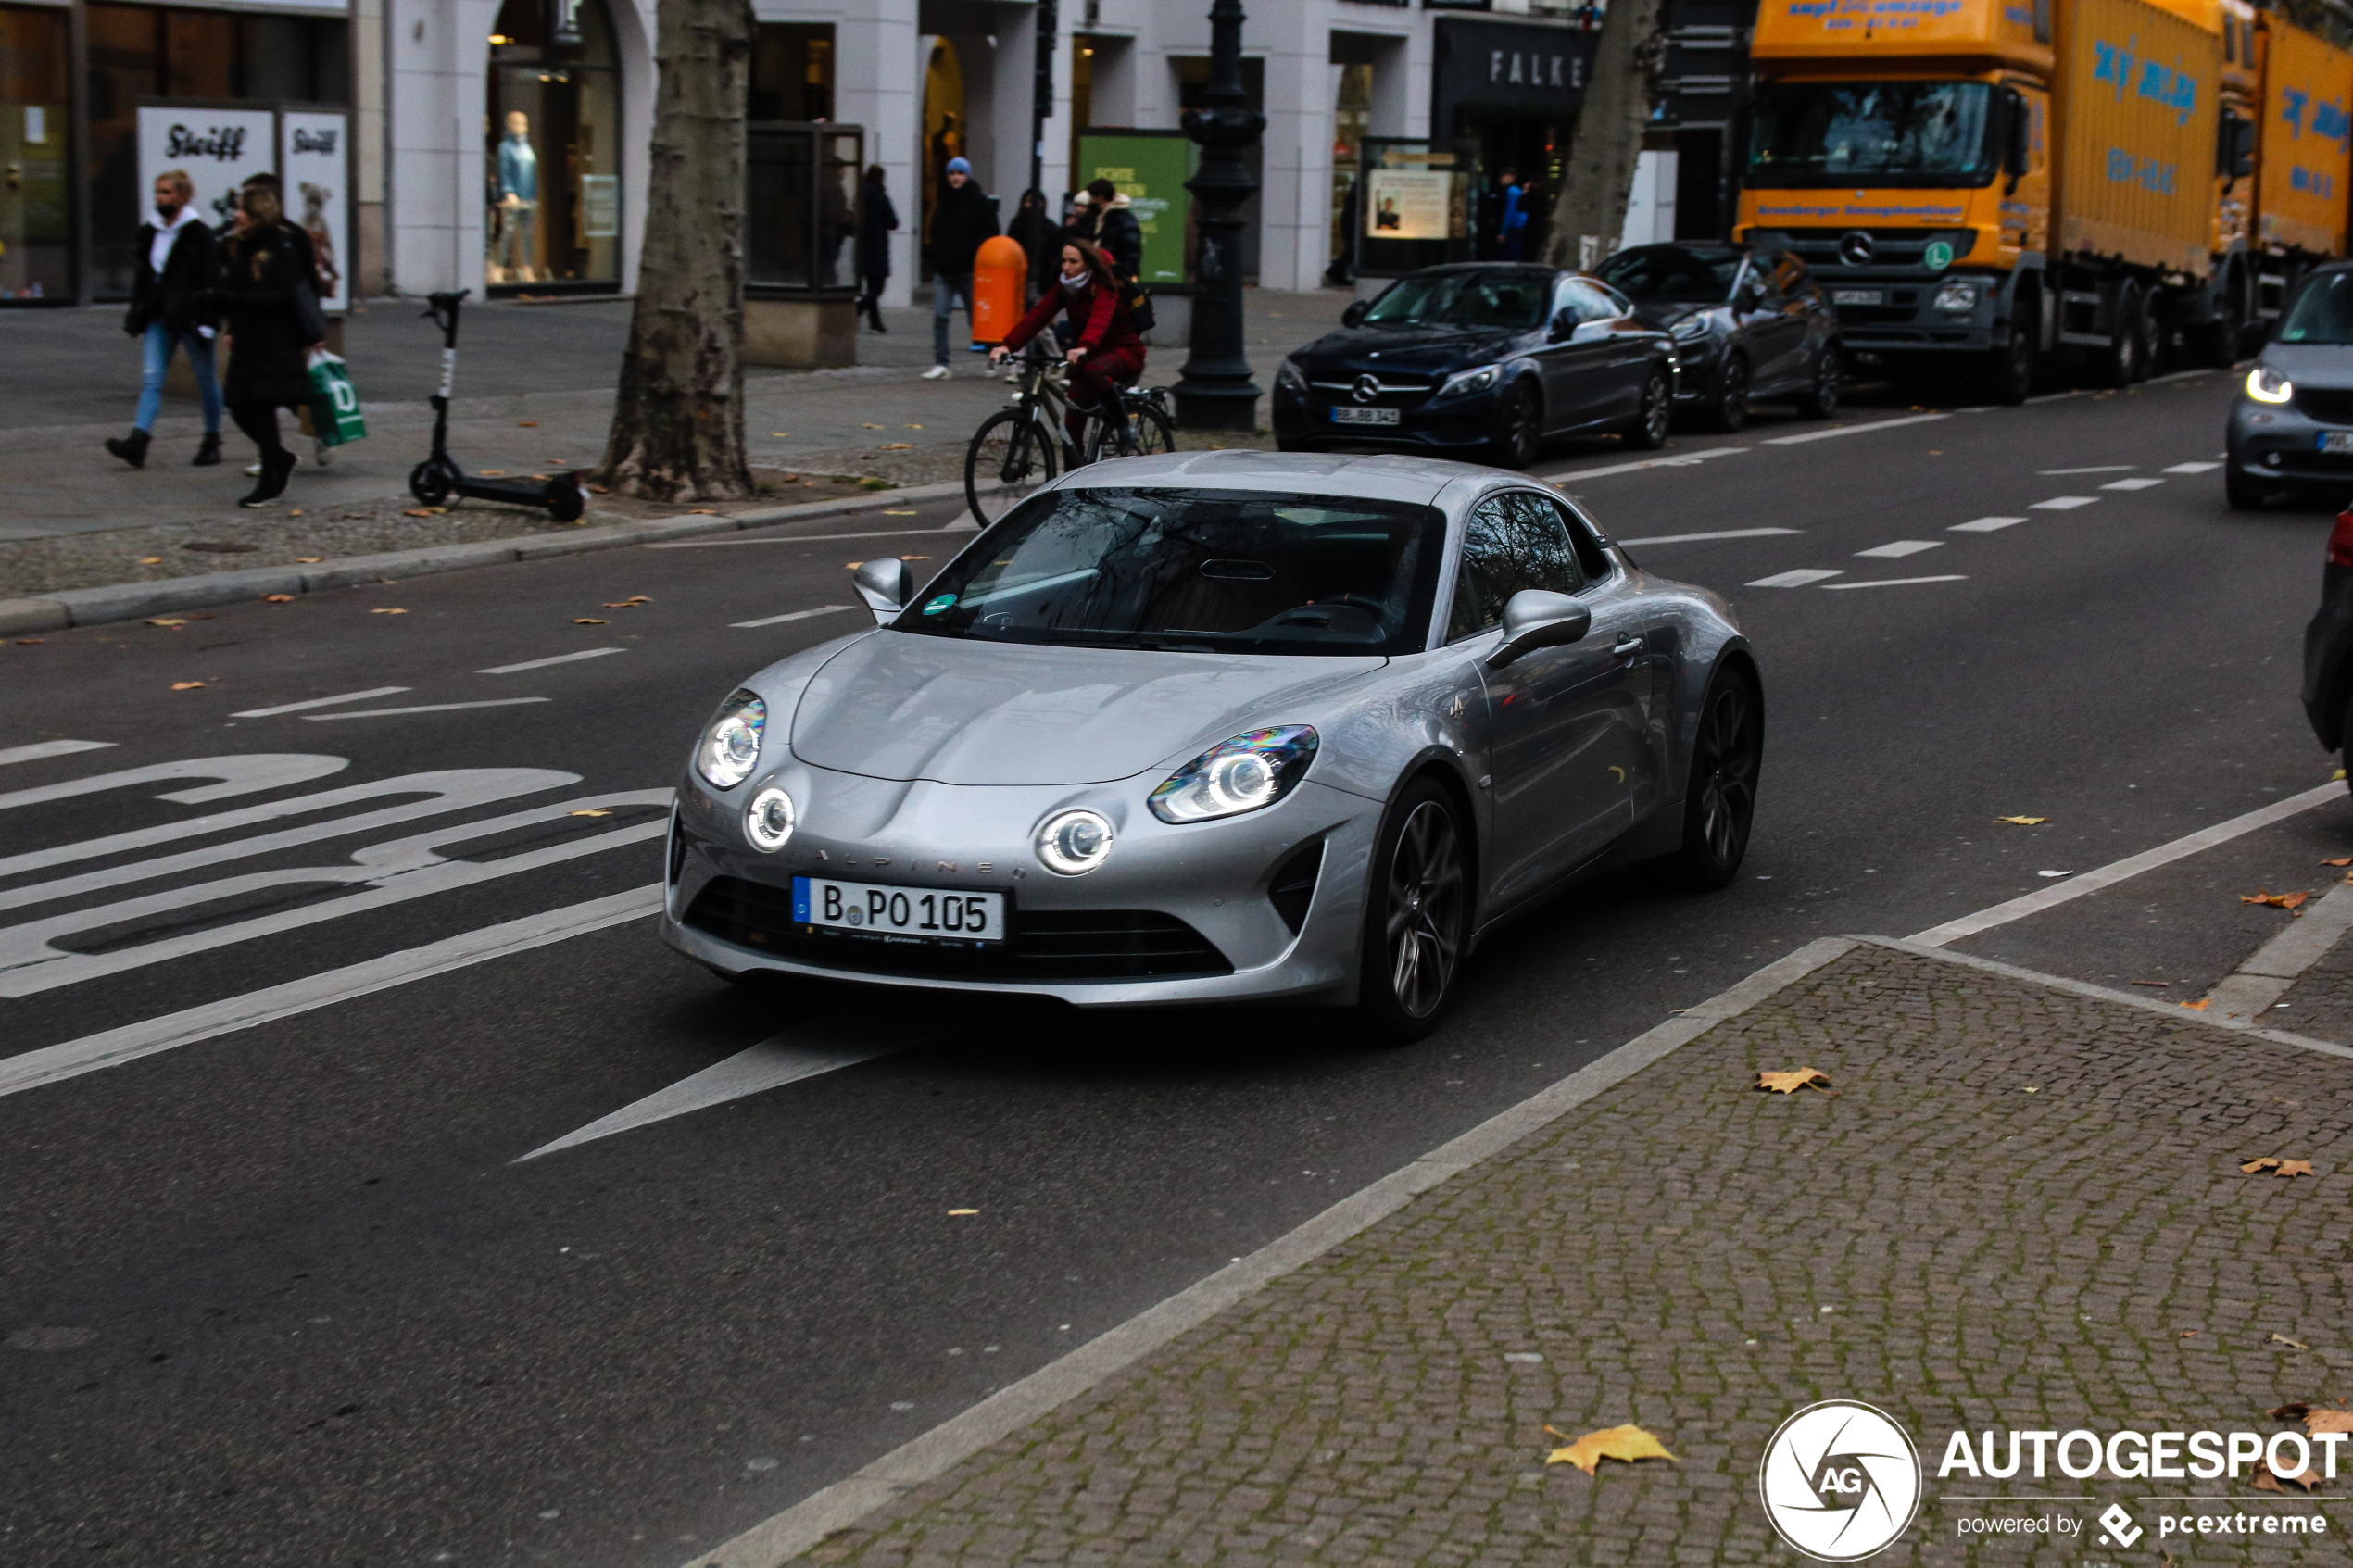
[1433,18,1598,129]
[1485,47,1579,92]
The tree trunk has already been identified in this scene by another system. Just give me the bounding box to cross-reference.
[599,0,754,501]
[1541,0,1672,271]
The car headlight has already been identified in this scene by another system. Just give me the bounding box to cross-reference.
[1035,809,1114,875]
[744,785,796,852]
[1148,725,1319,823]
[1933,280,1979,313]
[696,689,766,790]
[1670,314,1710,340]
[1276,358,1307,395]
[2246,365,2295,404]
[1436,363,1502,399]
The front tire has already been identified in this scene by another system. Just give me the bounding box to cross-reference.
[1490,380,1544,469]
[2099,286,2145,388]
[965,409,1059,529]
[2225,460,2271,510]
[1353,778,1471,1044]
[1982,304,2038,405]
[1625,368,1673,450]
[1655,666,1763,892]
[1792,343,1842,419]
[1706,353,1751,432]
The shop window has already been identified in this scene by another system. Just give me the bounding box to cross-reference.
[751,24,833,122]
[0,4,69,299]
[486,0,622,290]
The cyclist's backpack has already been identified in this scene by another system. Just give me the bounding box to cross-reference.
[1122,276,1156,334]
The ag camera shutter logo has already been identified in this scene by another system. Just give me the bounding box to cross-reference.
[1758,1400,1923,1561]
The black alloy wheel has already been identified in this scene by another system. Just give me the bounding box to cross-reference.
[1495,380,1545,469]
[1793,344,1842,419]
[1356,778,1469,1043]
[1627,369,1673,450]
[1655,667,1763,891]
[1708,353,1752,433]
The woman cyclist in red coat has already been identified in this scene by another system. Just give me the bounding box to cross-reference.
[988,240,1144,451]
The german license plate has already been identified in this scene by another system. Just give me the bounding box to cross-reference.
[1331,407,1400,426]
[2320,431,2353,454]
[1831,288,1884,307]
[792,876,1006,944]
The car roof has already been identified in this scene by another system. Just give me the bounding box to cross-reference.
[1610,242,1743,258]
[1050,448,1494,505]
[1396,262,1562,278]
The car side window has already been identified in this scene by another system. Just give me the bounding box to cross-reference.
[1549,495,1615,583]
[1449,494,1585,641]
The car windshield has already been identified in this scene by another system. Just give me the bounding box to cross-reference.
[1362,270,1552,329]
[1746,81,1997,188]
[891,487,1447,656]
[1596,247,1742,304]
[2280,273,2353,345]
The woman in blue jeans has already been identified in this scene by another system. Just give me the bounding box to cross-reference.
[106,170,224,469]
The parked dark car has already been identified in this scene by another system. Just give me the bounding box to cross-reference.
[2303,508,2353,769]
[2229,263,2353,510]
[1593,243,1842,433]
[1272,265,1677,468]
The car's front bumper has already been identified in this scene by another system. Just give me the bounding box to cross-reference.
[660,760,1382,1007]
[1270,381,1504,452]
[2229,395,2353,494]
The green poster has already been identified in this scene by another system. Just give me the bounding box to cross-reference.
[1075,132,1196,284]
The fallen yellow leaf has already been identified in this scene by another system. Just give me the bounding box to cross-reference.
[371,608,407,616]
[296,556,322,563]
[1755,1067,1832,1095]
[1543,1424,1678,1474]
[138,556,163,565]
[480,470,506,476]
[2272,1332,2311,1350]
[286,508,304,517]
[262,594,295,603]
[2243,1158,2283,1173]
[2242,890,2310,911]
[170,681,205,690]
[2277,1160,2317,1178]
[145,617,187,627]
[880,442,915,450]
[883,509,919,516]
[2181,997,2212,1010]
[862,422,884,430]
[1995,816,2048,826]
[2324,858,2353,868]
[517,420,538,427]
[569,809,613,818]
[574,618,608,624]
[2254,1462,2320,1493]
[404,508,434,517]
[16,637,44,645]
[2308,1410,2353,1435]
[906,423,925,430]
[691,508,718,515]
[772,432,791,438]
[947,1208,979,1215]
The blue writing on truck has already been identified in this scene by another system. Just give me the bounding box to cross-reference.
[2107,146,2177,194]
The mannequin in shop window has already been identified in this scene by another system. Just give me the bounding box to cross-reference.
[497,110,540,282]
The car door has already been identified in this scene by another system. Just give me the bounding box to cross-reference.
[1533,274,1617,431]
[1750,252,1815,389]
[1454,490,1652,905]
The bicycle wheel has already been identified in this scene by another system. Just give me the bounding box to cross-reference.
[1127,399,1177,458]
[965,408,1059,528]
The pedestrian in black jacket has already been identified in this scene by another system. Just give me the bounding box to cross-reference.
[856,165,898,333]
[1007,189,1060,305]
[1070,178,1142,285]
[924,157,998,378]
[107,169,224,470]
[209,184,324,508]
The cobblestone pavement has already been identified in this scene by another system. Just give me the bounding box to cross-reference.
[788,942,2352,1566]
[2280,935,2353,1047]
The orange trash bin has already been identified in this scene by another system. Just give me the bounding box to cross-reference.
[972,235,1028,345]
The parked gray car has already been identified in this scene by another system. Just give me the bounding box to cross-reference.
[661,450,1763,1040]
[1594,243,1843,433]
[2228,261,2353,509]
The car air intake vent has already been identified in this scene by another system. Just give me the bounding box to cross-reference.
[2295,386,2353,425]
[1267,839,1325,935]
[684,876,1232,982]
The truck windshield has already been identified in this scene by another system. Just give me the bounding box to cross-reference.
[1746,82,1997,188]
[2279,273,2353,345]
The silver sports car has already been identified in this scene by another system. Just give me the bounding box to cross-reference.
[661,450,1760,1040]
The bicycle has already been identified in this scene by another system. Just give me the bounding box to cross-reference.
[963,337,1179,528]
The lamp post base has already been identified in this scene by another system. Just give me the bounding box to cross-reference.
[1172,381,1261,433]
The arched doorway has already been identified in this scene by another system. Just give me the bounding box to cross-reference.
[919,39,965,282]
[485,0,621,290]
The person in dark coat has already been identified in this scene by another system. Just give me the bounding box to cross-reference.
[923,157,998,378]
[1007,188,1060,305]
[210,183,323,508]
[856,165,898,332]
[988,240,1145,451]
[1074,178,1142,284]
[107,169,224,470]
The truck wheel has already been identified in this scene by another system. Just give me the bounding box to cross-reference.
[1982,307,2038,405]
[2098,287,2145,388]
[2132,296,2160,382]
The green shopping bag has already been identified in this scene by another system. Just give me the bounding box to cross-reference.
[308,349,368,448]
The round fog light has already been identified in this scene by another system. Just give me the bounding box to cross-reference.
[1035,809,1114,875]
[2266,452,2283,467]
[745,786,797,852]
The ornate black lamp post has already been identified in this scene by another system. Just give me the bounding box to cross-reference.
[1174,0,1265,432]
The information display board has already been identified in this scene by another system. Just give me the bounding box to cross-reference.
[1074,130,1197,285]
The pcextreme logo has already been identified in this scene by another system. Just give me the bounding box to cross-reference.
[1758,1401,1924,1561]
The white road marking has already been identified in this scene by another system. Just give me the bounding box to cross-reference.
[2038,465,2135,474]
[1541,445,1750,483]
[1854,540,1944,558]
[0,789,672,997]
[477,648,626,675]
[2024,390,2087,405]
[303,697,552,721]
[2203,882,2353,1020]
[0,769,576,911]
[2146,368,2217,383]
[0,754,346,812]
[2164,461,2221,473]
[2029,495,2099,510]
[1761,413,1948,445]
[1614,527,1800,546]
[1908,779,2347,947]
[230,687,412,718]
[1949,516,2026,533]
[644,528,952,550]
[0,741,116,767]
[519,1013,945,1161]
[2100,477,2166,491]
[0,886,663,1102]
[946,511,980,532]
[1746,569,1844,588]
[1820,575,1969,590]
[731,604,857,629]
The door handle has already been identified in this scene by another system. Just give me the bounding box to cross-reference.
[1612,634,1644,659]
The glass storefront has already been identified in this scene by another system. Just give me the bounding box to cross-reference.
[0,5,69,299]
[485,0,620,290]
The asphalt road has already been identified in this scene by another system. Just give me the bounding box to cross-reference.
[3,368,2347,1567]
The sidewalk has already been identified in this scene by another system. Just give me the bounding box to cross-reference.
[702,935,2353,1567]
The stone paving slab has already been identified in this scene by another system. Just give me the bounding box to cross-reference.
[766,940,2352,1567]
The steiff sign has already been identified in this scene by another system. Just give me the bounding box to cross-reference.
[136,106,277,232]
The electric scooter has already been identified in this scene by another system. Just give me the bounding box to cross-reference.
[408,290,587,522]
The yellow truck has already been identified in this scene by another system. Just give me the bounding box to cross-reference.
[1736,0,2227,399]
[2242,7,2353,336]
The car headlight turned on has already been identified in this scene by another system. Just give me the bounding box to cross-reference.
[744,785,796,851]
[1036,809,1114,875]
[1275,358,1307,395]
[1933,279,1978,313]
[1149,725,1319,823]
[2246,365,2295,404]
[1436,363,1502,399]
[697,689,766,790]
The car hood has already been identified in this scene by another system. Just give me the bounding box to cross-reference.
[2264,343,2353,387]
[788,633,1385,785]
[1295,324,1527,380]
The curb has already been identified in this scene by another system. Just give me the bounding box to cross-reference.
[0,479,969,636]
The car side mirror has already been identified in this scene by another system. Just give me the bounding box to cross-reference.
[1341,300,1370,328]
[1549,308,1577,342]
[1486,589,1592,669]
[855,557,913,622]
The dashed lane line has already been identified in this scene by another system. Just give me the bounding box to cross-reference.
[1746,569,1844,588]
[303,697,552,721]
[478,648,627,675]
[1950,517,2026,533]
[2100,477,2166,491]
[2030,495,2100,509]
[2165,461,2221,473]
[0,740,116,766]
[1541,445,1750,483]
[1760,412,1949,445]
[731,604,857,629]
[1854,540,1944,558]
[2039,465,2136,474]
[1820,574,1969,590]
[230,687,411,719]
[1613,527,1800,547]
